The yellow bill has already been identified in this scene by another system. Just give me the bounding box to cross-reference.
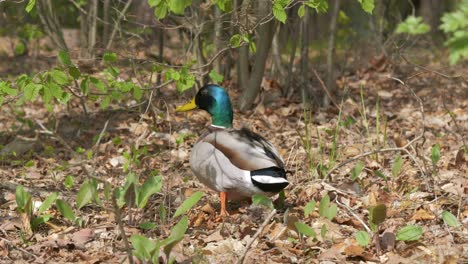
[176,98,197,112]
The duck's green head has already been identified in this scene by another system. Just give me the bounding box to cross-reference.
[176,84,233,128]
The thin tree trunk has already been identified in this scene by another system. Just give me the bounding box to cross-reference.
[285,21,299,98]
[238,0,275,111]
[300,7,310,108]
[237,0,251,90]
[272,27,286,81]
[324,0,340,107]
[214,6,223,75]
[106,0,133,50]
[103,0,111,46]
[86,0,98,58]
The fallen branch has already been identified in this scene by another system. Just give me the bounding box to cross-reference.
[336,199,372,235]
[237,209,277,264]
[0,237,38,260]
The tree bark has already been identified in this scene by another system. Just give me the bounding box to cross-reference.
[103,0,110,46]
[324,0,340,107]
[214,6,223,75]
[300,7,310,108]
[237,0,251,91]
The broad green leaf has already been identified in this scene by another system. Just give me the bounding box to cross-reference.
[374,170,387,180]
[48,82,64,100]
[133,86,143,101]
[351,161,364,181]
[229,34,242,48]
[154,3,168,19]
[173,191,203,217]
[252,194,274,210]
[14,42,26,55]
[31,214,52,228]
[273,4,287,24]
[168,0,191,14]
[355,230,370,247]
[137,176,163,208]
[392,154,403,177]
[24,83,42,101]
[442,211,460,227]
[431,144,441,165]
[68,66,81,80]
[76,180,95,209]
[148,0,162,7]
[51,69,69,85]
[25,0,36,13]
[298,4,305,18]
[37,192,58,214]
[396,225,423,241]
[209,70,224,84]
[90,77,106,92]
[139,221,157,230]
[15,185,31,211]
[395,16,430,35]
[56,199,76,222]
[324,203,337,220]
[162,216,188,257]
[294,222,316,238]
[64,175,74,189]
[58,50,72,65]
[103,52,117,63]
[0,81,18,96]
[370,204,387,225]
[357,0,374,14]
[318,194,330,217]
[131,234,155,261]
[304,200,316,217]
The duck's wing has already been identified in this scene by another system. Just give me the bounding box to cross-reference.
[201,127,284,171]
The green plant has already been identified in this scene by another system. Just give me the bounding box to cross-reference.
[439,0,468,64]
[395,16,431,35]
[369,203,387,232]
[355,230,371,247]
[441,210,460,227]
[396,225,423,241]
[15,185,57,232]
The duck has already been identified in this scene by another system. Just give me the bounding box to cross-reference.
[176,84,289,216]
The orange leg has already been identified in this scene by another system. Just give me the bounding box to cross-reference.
[219,192,229,217]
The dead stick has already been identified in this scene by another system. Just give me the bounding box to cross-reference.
[0,237,38,259]
[237,209,277,264]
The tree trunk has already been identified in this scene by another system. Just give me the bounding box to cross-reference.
[324,0,340,107]
[87,0,98,58]
[238,0,275,111]
[103,0,110,46]
[237,0,251,90]
[214,6,223,75]
[300,7,310,108]
[36,0,68,50]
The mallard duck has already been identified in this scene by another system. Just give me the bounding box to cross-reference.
[176,84,289,216]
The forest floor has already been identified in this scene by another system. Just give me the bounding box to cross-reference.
[0,47,467,264]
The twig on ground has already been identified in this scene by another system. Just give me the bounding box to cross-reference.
[312,69,341,110]
[237,209,277,264]
[112,195,134,264]
[336,199,372,235]
[0,237,38,259]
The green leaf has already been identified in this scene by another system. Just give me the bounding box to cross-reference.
[298,4,305,18]
[133,86,143,101]
[304,200,316,217]
[324,203,337,221]
[252,194,274,210]
[442,211,460,227]
[0,81,18,96]
[148,0,162,7]
[357,0,374,14]
[25,0,36,13]
[68,66,81,80]
[58,50,72,65]
[51,69,69,85]
[229,34,242,48]
[56,199,76,222]
[374,170,387,180]
[15,185,31,211]
[355,230,370,247]
[37,192,58,214]
[351,161,364,181]
[294,222,316,238]
[318,194,330,217]
[139,221,158,230]
[162,216,188,258]
[137,176,163,208]
[76,180,95,209]
[24,83,42,101]
[103,52,118,63]
[431,144,441,165]
[370,204,387,225]
[273,4,287,24]
[64,175,74,189]
[396,225,423,241]
[173,191,203,217]
[90,77,106,92]
[131,234,155,261]
[31,214,52,228]
[154,3,168,19]
[209,70,224,84]
[320,223,327,239]
[168,0,191,15]
[395,16,430,35]
[14,42,26,55]
[391,154,403,177]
